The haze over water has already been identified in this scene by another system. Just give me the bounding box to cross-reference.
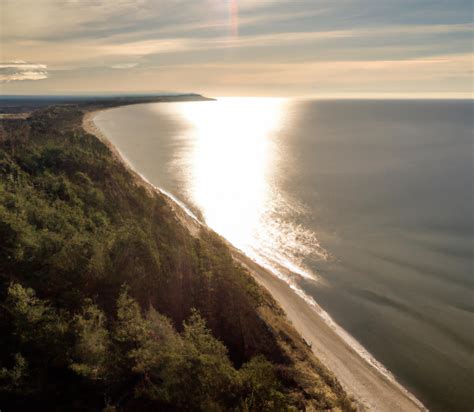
[95,98,473,412]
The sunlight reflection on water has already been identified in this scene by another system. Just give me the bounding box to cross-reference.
[159,98,327,281]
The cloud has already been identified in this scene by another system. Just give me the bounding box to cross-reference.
[84,23,473,61]
[130,53,472,96]
[99,39,189,57]
[111,62,139,69]
[0,61,48,82]
[1,0,472,95]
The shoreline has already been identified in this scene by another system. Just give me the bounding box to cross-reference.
[83,108,427,412]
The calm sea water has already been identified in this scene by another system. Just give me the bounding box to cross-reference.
[95,99,473,412]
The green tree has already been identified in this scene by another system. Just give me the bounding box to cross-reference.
[158,309,237,411]
[0,353,29,395]
[4,282,70,364]
[238,356,288,412]
[70,299,110,380]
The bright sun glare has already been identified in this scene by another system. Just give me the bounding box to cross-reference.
[156,97,327,282]
[177,97,286,249]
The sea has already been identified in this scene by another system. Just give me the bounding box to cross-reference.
[94,98,473,412]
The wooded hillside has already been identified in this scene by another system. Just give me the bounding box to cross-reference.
[0,105,354,411]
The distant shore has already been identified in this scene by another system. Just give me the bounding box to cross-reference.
[83,107,427,412]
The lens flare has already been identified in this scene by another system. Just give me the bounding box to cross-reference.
[229,0,238,37]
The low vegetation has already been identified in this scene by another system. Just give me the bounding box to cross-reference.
[0,105,354,411]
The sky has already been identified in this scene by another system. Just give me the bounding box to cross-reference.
[1,0,473,97]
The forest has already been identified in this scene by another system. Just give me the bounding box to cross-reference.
[0,104,353,411]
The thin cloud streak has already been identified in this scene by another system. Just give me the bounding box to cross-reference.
[111,62,139,69]
[7,23,471,64]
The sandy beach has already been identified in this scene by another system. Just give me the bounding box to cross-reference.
[83,109,427,412]
[235,253,427,412]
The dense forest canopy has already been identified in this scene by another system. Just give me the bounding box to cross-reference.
[0,104,353,411]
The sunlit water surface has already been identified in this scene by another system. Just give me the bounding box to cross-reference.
[95,98,473,412]
[174,99,327,281]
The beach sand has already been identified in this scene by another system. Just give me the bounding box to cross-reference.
[234,253,426,412]
[83,109,427,412]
